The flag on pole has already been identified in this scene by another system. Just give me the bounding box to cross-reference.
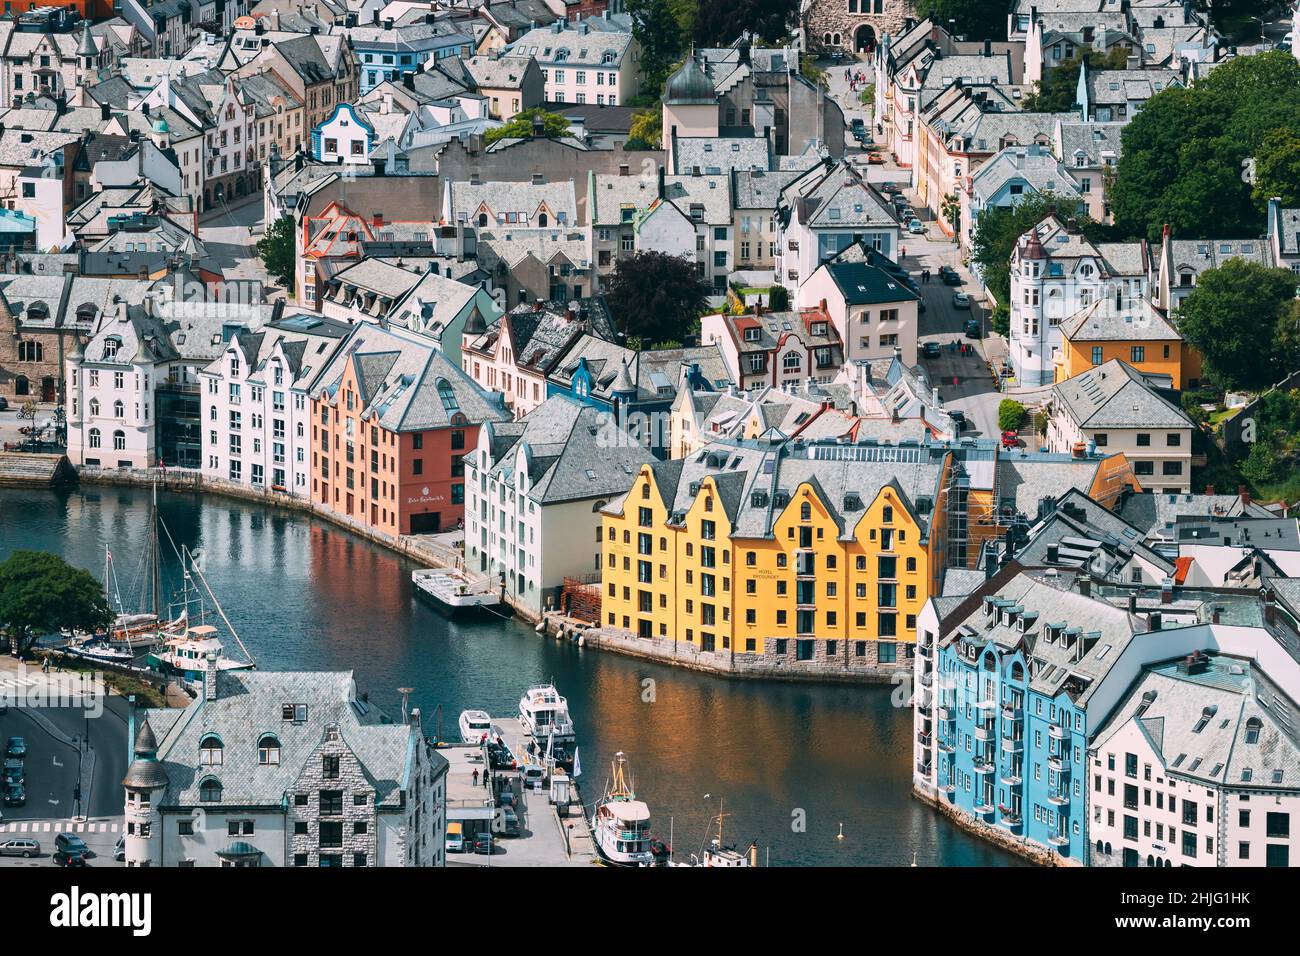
[572,747,582,778]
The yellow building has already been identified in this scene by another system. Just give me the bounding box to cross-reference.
[1053,299,1201,389]
[599,440,952,673]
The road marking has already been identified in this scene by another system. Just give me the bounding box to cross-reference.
[52,756,62,767]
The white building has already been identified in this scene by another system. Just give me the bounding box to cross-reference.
[1089,635,1300,868]
[1008,215,1149,388]
[198,313,351,493]
[503,19,640,108]
[463,395,653,619]
[311,103,375,164]
[122,663,447,867]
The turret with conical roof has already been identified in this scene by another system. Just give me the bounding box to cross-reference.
[662,49,719,148]
[77,19,98,64]
[463,303,488,337]
[122,719,168,866]
[665,51,716,105]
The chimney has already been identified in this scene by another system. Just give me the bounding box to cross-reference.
[1075,571,1091,598]
[100,101,110,121]
[1264,588,1276,624]
[1160,576,1173,603]
[1239,484,1251,507]
[984,39,991,56]
[1047,543,1060,564]
[203,652,219,701]
[1205,484,1215,496]
[403,72,415,91]
[1149,611,1162,631]
[1127,592,1137,614]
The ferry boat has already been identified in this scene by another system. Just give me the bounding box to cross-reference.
[458,709,492,744]
[590,752,657,867]
[411,567,501,616]
[518,683,576,764]
[146,625,255,680]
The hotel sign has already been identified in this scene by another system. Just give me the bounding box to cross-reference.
[405,486,446,506]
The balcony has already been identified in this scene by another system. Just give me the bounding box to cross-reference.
[915,688,933,713]
[1049,789,1070,807]
[1049,722,1070,741]
[999,766,1022,786]
[937,737,955,754]
[998,805,1022,828]
[916,760,932,776]
[917,641,932,658]
[1001,703,1023,722]
[917,730,932,747]
[1048,831,1070,847]
[973,720,996,741]
[937,704,955,722]
[1048,754,1071,774]
[919,671,934,688]
[1001,735,1023,753]
[975,698,998,712]
[972,796,995,814]
[940,779,956,794]
[973,757,997,775]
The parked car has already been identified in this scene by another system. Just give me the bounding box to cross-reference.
[473,833,495,855]
[55,833,88,857]
[1001,431,1021,449]
[866,152,885,164]
[879,182,901,195]
[53,850,87,867]
[5,737,25,759]
[952,291,971,309]
[0,838,39,857]
[4,783,25,807]
[922,342,941,359]
[939,265,962,285]
[908,219,926,234]
[850,117,865,133]
[499,806,520,837]
[963,318,982,338]
[2,759,23,786]
[114,836,125,862]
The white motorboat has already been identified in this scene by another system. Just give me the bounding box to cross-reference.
[65,636,135,664]
[518,683,576,764]
[458,709,492,744]
[146,625,254,680]
[591,752,657,867]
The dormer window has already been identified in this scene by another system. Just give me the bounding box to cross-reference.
[199,735,223,766]
[258,734,281,766]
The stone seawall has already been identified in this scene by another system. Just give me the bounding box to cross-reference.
[912,784,1074,867]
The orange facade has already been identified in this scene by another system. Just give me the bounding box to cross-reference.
[310,354,475,537]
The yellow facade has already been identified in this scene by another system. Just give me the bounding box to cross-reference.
[1054,336,1200,389]
[601,466,935,660]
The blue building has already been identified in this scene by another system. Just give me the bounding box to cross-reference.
[351,18,475,93]
[918,567,1141,862]
[310,103,376,164]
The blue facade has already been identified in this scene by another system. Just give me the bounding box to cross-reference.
[355,32,473,93]
[935,608,1089,861]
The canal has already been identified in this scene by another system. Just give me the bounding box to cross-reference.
[0,485,1021,866]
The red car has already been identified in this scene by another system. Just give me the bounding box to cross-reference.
[1001,431,1020,449]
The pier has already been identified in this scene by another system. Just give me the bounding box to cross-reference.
[440,716,597,867]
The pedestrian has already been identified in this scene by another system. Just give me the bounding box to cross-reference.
[472,768,479,786]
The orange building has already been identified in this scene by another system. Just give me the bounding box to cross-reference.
[1053,298,1201,389]
[310,322,509,536]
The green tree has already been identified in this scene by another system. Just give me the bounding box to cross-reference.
[1253,128,1300,209]
[940,193,961,235]
[484,108,570,145]
[605,251,712,343]
[256,215,295,288]
[1021,46,1129,113]
[626,108,663,150]
[694,0,795,45]
[767,285,789,310]
[970,192,1093,309]
[629,0,689,96]
[1239,440,1280,487]
[998,399,1026,433]
[0,551,112,658]
[914,0,1007,41]
[1110,52,1300,241]
[1177,258,1300,391]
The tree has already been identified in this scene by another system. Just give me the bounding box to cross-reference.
[694,0,795,45]
[767,285,789,311]
[605,252,712,343]
[1253,128,1300,209]
[970,192,1093,309]
[256,215,295,289]
[914,0,1007,42]
[1239,440,1280,487]
[0,551,111,658]
[484,108,570,146]
[629,0,689,96]
[1176,258,1300,391]
[626,108,663,150]
[1021,47,1129,113]
[998,399,1026,433]
[1110,52,1300,241]
[940,193,961,236]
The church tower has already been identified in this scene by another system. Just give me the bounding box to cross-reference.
[122,719,169,867]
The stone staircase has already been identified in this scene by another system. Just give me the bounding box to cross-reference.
[0,451,74,486]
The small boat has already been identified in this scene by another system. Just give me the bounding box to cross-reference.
[458,709,492,744]
[146,625,255,680]
[518,683,576,765]
[591,752,657,867]
[65,636,135,664]
[411,567,500,616]
[669,798,756,867]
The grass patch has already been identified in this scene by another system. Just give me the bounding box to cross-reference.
[1208,406,1241,427]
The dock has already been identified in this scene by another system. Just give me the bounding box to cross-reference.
[440,716,597,867]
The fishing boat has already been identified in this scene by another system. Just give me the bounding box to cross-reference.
[518,683,576,765]
[671,798,756,867]
[146,624,255,680]
[458,709,492,744]
[590,752,657,867]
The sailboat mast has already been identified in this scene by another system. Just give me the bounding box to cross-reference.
[149,479,162,618]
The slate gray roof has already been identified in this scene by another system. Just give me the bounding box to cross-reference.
[504,22,634,68]
[1167,237,1271,276]
[1058,298,1181,342]
[971,144,1081,203]
[475,395,654,504]
[448,179,577,225]
[731,167,801,210]
[1274,208,1300,257]
[147,669,435,809]
[995,451,1112,517]
[1116,491,1273,538]
[673,136,771,175]
[1015,486,1176,578]
[1052,358,1192,429]
[589,172,657,225]
[780,160,895,229]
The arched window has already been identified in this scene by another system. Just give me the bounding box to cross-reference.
[1010,661,1024,681]
[1245,717,1262,744]
[113,400,124,418]
[88,428,101,449]
[199,777,222,802]
[538,213,548,227]
[800,501,811,521]
[199,735,224,766]
[258,734,281,766]
[113,430,125,451]
[478,213,488,227]
[88,398,100,416]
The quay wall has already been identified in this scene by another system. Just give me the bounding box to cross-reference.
[912,784,1071,868]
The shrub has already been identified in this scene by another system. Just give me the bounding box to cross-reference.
[998,399,1026,433]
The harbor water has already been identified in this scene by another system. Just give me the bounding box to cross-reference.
[0,485,1021,866]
